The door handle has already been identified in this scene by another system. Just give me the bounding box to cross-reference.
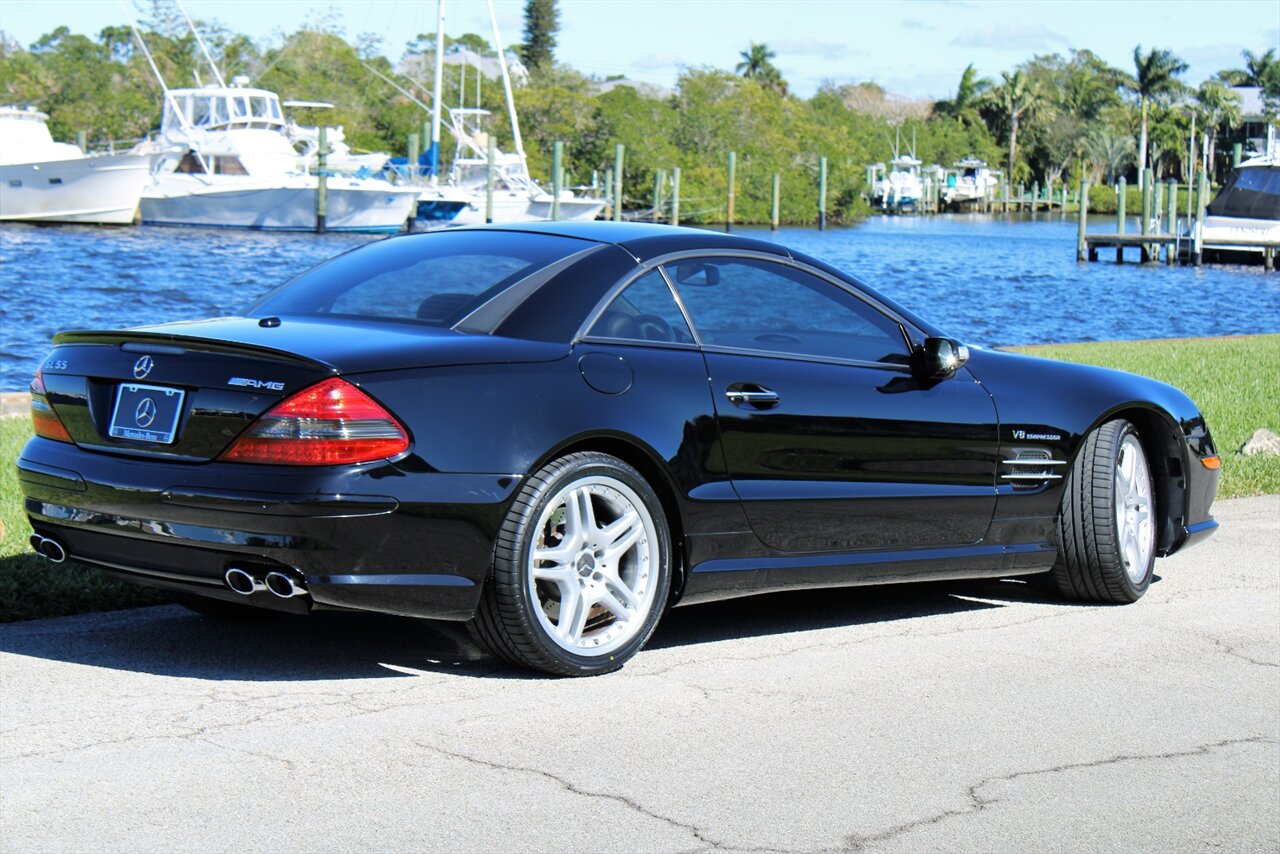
[725,384,779,409]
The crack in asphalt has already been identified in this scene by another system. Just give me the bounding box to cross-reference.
[842,735,1278,852]
[413,741,735,852]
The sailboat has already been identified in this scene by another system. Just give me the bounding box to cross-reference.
[416,0,605,224]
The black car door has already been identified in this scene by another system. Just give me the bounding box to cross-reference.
[665,255,999,554]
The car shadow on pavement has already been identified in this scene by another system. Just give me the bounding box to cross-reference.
[0,574,1086,682]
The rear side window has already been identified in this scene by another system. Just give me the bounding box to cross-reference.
[248,231,590,327]
[588,270,694,344]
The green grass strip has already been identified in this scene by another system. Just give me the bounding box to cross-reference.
[1010,334,1279,498]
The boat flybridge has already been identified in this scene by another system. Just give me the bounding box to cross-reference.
[135,80,419,232]
[0,105,150,224]
[444,107,605,225]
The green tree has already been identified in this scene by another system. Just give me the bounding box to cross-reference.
[932,63,991,125]
[520,0,558,74]
[986,70,1039,182]
[1218,48,1277,86]
[735,42,786,95]
[1195,81,1242,179]
[1128,46,1188,184]
[1086,128,1135,183]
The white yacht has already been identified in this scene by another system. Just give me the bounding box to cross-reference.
[1193,151,1280,262]
[136,81,420,233]
[875,154,924,211]
[0,105,150,225]
[943,157,999,208]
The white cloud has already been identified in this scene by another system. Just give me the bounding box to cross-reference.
[631,52,684,71]
[769,38,863,62]
[951,24,1069,51]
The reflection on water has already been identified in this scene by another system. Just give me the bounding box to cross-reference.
[2,215,1277,390]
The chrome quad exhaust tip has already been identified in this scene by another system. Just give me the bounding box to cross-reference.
[29,534,67,564]
[224,567,265,596]
[263,571,307,599]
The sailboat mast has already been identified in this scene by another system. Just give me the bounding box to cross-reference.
[487,0,525,164]
[430,0,446,183]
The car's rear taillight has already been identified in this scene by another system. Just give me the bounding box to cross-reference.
[220,377,409,466]
[30,368,71,443]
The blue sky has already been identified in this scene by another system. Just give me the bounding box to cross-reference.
[2,0,1277,98]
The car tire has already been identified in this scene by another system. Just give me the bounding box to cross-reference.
[470,452,672,676]
[169,591,274,621]
[1051,418,1156,603]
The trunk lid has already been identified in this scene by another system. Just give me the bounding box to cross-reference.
[39,316,567,461]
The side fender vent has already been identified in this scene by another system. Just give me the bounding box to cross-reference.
[1002,449,1066,488]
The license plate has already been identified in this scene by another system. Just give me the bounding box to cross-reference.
[108,383,186,444]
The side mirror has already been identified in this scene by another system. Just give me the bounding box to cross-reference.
[914,337,970,380]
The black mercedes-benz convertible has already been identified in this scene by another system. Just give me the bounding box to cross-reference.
[18,222,1220,675]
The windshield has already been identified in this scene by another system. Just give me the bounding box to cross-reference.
[247,231,591,328]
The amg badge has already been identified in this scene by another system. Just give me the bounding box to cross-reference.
[227,377,285,391]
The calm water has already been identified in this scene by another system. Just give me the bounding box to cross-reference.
[2,215,1278,391]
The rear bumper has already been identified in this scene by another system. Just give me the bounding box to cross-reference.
[17,437,518,620]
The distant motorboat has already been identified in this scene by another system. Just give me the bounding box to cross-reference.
[0,105,150,225]
[943,157,999,208]
[875,154,923,211]
[135,81,420,233]
[1191,152,1280,262]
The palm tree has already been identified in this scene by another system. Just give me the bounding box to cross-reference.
[735,42,787,95]
[1129,46,1188,186]
[933,64,992,125]
[1218,48,1277,86]
[736,42,775,80]
[987,70,1038,183]
[1196,81,1243,179]
[1086,128,1136,184]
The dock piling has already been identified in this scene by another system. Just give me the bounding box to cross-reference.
[315,126,328,234]
[1115,177,1126,261]
[1076,178,1088,262]
[1140,169,1153,263]
[551,141,563,221]
[613,144,625,222]
[671,167,681,226]
[726,151,736,232]
[485,136,495,223]
[771,172,780,231]
[818,156,827,230]
[1193,170,1208,267]
[407,132,420,183]
[603,169,613,220]
[652,169,664,222]
[76,130,87,154]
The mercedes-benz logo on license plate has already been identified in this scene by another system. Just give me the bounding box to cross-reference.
[133,355,154,379]
[134,397,158,428]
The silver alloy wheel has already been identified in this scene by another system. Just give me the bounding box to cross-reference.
[527,475,659,656]
[1114,433,1154,583]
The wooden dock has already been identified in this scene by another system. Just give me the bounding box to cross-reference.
[1075,171,1279,270]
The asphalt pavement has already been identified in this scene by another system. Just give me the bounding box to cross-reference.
[2,495,1277,853]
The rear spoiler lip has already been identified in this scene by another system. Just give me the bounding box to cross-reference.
[50,330,338,373]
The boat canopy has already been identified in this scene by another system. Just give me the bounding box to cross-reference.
[162,87,285,133]
[1207,163,1280,221]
